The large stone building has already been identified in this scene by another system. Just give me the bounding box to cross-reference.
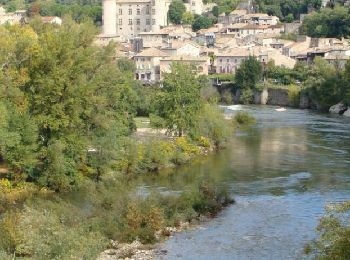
[102,0,172,41]
[102,0,203,41]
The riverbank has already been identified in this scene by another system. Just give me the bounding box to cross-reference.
[0,107,257,259]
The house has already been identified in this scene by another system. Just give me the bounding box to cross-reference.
[160,41,201,57]
[242,13,279,25]
[133,47,169,82]
[160,56,209,79]
[218,9,247,24]
[216,47,296,74]
[139,26,194,48]
[0,10,26,25]
[41,16,62,25]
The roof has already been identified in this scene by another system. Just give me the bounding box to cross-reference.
[230,9,247,15]
[242,24,269,30]
[134,47,169,57]
[161,40,201,50]
[41,16,61,23]
[116,0,151,3]
[160,55,209,62]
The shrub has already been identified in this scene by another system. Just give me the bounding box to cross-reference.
[288,84,301,107]
[240,88,254,104]
[305,201,350,259]
[233,112,256,126]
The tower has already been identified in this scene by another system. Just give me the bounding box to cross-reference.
[103,0,117,35]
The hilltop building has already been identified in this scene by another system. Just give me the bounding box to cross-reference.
[102,0,203,41]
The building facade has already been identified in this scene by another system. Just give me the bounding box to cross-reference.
[102,0,172,40]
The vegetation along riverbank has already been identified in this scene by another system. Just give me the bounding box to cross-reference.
[0,19,263,259]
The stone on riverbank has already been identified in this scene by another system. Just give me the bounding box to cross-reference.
[329,102,348,114]
[343,109,350,117]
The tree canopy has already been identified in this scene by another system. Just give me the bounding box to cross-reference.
[0,19,136,191]
[300,6,350,38]
[152,63,203,136]
[168,0,186,24]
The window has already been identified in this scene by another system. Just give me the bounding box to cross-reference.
[152,9,155,15]
[128,19,133,25]
[146,5,150,14]
[118,9,122,15]
[146,19,150,25]
[152,19,156,25]
[128,8,132,15]
[137,8,140,15]
[219,59,222,62]
[136,19,140,25]
[118,19,122,25]
[152,0,155,6]
[226,59,229,62]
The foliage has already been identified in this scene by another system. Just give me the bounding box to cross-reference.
[235,56,263,91]
[254,0,322,21]
[288,84,301,107]
[189,103,234,148]
[278,32,297,41]
[305,201,350,259]
[182,11,195,24]
[153,63,203,136]
[300,6,350,38]
[233,112,257,126]
[240,88,254,104]
[0,20,136,190]
[192,14,215,31]
[168,0,186,24]
[305,57,349,110]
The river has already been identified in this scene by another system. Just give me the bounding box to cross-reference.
[138,105,350,260]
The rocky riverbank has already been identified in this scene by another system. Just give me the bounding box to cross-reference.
[98,221,196,260]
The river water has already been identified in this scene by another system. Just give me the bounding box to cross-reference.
[140,105,350,260]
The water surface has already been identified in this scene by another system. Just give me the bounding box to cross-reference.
[141,106,350,260]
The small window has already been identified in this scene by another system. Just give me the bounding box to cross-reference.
[128,8,132,15]
[118,9,122,15]
[128,19,133,25]
[146,19,150,25]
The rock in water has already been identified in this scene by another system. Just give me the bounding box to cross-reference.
[329,102,348,114]
[343,109,350,117]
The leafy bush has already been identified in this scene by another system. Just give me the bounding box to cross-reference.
[288,84,301,107]
[305,201,350,259]
[240,88,254,104]
[233,112,256,126]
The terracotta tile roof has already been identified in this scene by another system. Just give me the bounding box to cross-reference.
[134,47,169,57]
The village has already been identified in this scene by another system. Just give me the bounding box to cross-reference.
[0,0,349,84]
[95,0,350,84]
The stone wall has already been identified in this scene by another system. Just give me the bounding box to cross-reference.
[284,23,301,34]
[266,88,290,106]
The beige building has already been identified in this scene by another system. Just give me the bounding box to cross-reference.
[216,47,295,74]
[133,47,169,82]
[102,0,172,41]
[184,0,203,15]
[160,56,209,79]
[0,9,26,25]
[160,41,201,57]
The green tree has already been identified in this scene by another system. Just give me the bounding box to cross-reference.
[153,63,203,136]
[235,56,263,90]
[168,0,186,24]
[0,20,136,190]
[182,11,194,24]
[192,15,214,31]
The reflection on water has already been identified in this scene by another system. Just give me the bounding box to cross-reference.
[139,106,350,260]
